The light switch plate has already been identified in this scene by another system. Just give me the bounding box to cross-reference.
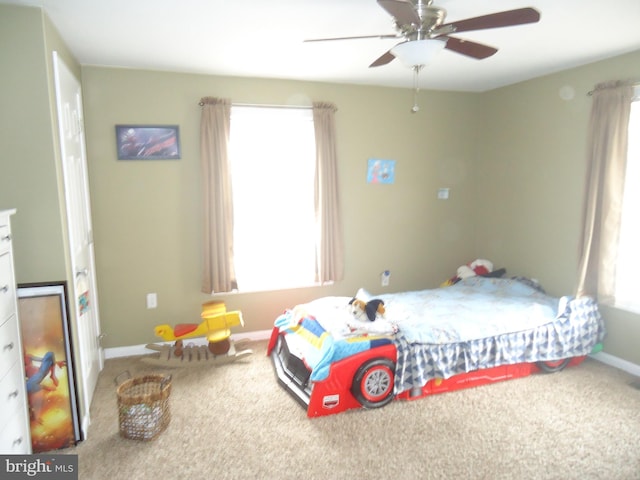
[438,188,450,200]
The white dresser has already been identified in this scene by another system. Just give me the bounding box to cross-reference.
[0,209,31,454]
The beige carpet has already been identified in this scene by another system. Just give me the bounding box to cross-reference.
[62,341,640,480]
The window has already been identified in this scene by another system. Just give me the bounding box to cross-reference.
[228,106,316,292]
[614,95,640,311]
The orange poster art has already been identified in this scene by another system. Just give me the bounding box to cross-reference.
[18,283,80,453]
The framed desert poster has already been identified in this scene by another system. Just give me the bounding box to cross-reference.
[17,282,81,453]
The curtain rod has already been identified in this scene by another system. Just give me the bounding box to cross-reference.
[587,80,640,96]
[198,100,312,109]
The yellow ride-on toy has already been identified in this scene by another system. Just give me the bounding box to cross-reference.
[144,301,252,366]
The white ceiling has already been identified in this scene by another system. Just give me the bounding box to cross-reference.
[4,0,640,92]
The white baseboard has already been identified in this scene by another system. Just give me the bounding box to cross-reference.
[104,329,272,360]
[590,351,640,377]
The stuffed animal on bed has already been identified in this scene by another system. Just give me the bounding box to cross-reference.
[441,259,506,287]
[349,297,385,322]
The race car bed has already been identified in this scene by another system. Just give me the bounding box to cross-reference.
[267,276,606,417]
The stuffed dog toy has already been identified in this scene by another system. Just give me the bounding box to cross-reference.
[349,297,385,322]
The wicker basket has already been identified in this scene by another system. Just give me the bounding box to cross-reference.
[116,372,172,441]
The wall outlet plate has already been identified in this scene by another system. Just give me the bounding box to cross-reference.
[146,293,157,309]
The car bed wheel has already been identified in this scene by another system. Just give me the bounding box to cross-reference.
[537,359,570,373]
[351,358,395,408]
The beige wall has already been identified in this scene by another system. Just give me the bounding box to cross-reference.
[476,50,640,364]
[0,5,66,280]
[0,4,90,422]
[81,67,480,348]
[0,5,79,283]
[2,4,640,365]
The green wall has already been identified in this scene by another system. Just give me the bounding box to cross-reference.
[0,5,64,280]
[476,50,640,364]
[2,4,640,366]
[0,3,89,423]
[0,5,80,282]
[80,67,480,348]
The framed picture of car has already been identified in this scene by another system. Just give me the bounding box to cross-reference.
[115,125,181,160]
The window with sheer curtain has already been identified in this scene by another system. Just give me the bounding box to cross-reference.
[228,105,317,291]
[613,96,640,312]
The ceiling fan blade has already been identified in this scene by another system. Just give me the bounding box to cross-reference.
[369,50,396,68]
[304,34,399,43]
[440,36,498,60]
[440,7,540,34]
[377,0,420,26]
[443,36,498,59]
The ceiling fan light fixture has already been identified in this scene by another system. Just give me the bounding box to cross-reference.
[390,39,446,68]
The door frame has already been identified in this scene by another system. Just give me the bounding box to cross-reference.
[52,51,104,438]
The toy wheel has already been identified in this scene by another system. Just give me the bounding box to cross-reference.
[351,358,395,408]
[537,358,570,373]
[208,338,230,355]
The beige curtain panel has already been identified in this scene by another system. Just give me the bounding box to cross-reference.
[576,81,634,301]
[200,97,237,294]
[313,102,344,284]
[200,99,344,293]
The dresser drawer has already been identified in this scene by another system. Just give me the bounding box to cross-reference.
[0,252,15,320]
[0,362,30,454]
[0,363,27,428]
[0,314,20,380]
[0,224,10,255]
[0,251,16,325]
[0,408,30,454]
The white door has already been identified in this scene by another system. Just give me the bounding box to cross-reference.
[52,51,104,438]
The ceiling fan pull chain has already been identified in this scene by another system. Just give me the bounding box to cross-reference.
[411,65,422,113]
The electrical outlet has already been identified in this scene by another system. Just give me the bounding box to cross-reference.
[381,270,390,287]
[146,293,157,309]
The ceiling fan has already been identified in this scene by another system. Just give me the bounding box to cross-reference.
[305,0,541,69]
[305,0,540,112]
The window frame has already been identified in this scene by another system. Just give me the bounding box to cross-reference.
[226,104,320,293]
[612,86,640,313]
